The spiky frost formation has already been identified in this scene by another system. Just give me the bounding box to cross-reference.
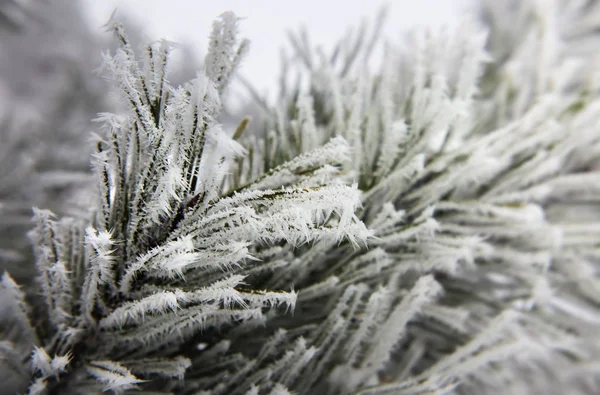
[2,3,600,395]
[1,11,369,394]
[219,3,600,394]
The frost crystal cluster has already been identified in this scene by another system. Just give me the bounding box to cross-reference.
[1,1,600,394]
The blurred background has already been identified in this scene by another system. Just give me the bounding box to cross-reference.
[81,0,469,97]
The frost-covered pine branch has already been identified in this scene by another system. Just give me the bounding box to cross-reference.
[2,2,600,394]
[219,2,600,394]
[1,11,368,394]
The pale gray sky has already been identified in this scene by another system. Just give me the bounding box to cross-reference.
[81,1,471,96]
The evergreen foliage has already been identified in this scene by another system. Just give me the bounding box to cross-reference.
[1,2,600,394]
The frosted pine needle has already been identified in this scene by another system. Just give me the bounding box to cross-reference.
[1,3,600,395]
